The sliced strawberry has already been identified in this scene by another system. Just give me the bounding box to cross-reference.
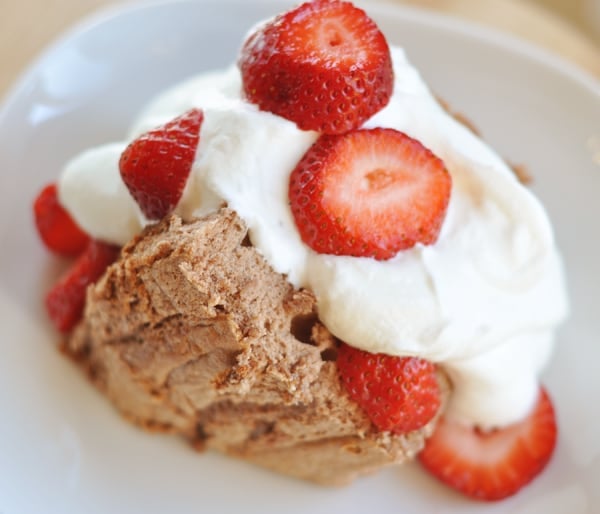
[45,240,120,333]
[33,183,90,256]
[289,128,451,259]
[239,0,393,134]
[119,108,203,220]
[337,343,440,434]
[418,387,557,501]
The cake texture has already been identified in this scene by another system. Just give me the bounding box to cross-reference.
[66,208,445,485]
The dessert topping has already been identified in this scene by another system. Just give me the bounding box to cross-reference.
[119,108,204,220]
[289,128,451,259]
[418,387,557,501]
[45,240,120,332]
[239,0,393,134]
[33,183,90,256]
[337,342,440,434]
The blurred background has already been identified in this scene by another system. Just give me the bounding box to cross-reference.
[1,0,599,99]
[531,0,600,40]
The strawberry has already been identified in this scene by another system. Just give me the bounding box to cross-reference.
[45,240,120,332]
[119,108,203,220]
[239,0,393,134]
[418,387,557,501]
[337,343,440,434]
[33,183,90,256]
[288,128,451,259]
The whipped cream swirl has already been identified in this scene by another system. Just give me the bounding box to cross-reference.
[59,48,568,428]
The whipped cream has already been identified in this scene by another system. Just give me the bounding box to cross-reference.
[58,47,568,428]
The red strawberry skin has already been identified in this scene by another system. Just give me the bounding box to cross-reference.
[33,183,90,256]
[45,240,120,333]
[418,387,557,501]
[289,128,451,259]
[119,108,203,220]
[337,343,441,434]
[239,0,393,134]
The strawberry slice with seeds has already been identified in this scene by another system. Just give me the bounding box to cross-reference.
[33,183,90,256]
[45,240,120,332]
[239,0,393,134]
[337,343,441,434]
[289,128,451,259]
[119,108,203,220]
[418,387,557,501]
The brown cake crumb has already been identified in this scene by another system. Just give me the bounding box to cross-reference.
[508,162,533,185]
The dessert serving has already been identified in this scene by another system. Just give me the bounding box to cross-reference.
[32,0,568,502]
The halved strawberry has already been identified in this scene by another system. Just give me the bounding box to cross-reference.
[418,387,557,501]
[239,0,393,134]
[33,183,90,256]
[337,343,440,434]
[289,128,451,259]
[45,240,120,333]
[119,108,203,220]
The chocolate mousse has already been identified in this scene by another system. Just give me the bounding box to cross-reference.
[65,208,446,485]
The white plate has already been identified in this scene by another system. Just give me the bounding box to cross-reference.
[1,1,599,512]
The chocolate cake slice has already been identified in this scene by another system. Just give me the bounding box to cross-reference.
[66,208,445,485]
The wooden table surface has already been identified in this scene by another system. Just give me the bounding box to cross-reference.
[1,0,599,100]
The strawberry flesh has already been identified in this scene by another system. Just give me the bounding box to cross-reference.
[119,108,203,220]
[33,183,90,256]
[337,343,441,434]
[289,128,451,259]
[45,240,120,333]
[418,387,557,501]
[239,0,393,134]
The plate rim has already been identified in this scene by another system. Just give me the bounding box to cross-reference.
[1,0,599,121]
